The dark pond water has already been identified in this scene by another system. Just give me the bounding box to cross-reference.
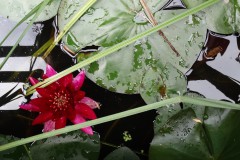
[186,31,240,104]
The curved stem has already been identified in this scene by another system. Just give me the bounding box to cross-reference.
[42,0,97,59]
[1,95,239,152]
[0,97,180,151]
[140,0,180,56]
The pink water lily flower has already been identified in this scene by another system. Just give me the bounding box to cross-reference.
[20,64,99,135]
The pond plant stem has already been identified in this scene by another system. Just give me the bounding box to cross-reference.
[26,0,220,96]
[32,38,54,57]
[0,95,239,152]
[140,0,180,57]
[42,0,97,59]
[23,145,33,160]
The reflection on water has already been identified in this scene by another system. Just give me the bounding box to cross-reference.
[186,30,240,103]
[0,16,40,46]
[161,0,187,10]
[0,17,49,110]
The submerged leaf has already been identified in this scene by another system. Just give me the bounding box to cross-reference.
[104,147,140,160]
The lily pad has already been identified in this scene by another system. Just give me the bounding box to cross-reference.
[0,131,100,160]
[0,135,28,160]
[140,62,187,104]
[149,93,240,160]
[0,0,61,22]
[30,131,100,160]
[152,9,207,72]
[58,0,207,95]
[205,0,240,34]
[150,107,210,160]
[85,41,162,93]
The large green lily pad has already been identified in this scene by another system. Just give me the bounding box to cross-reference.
[58,0,207,95]
[149,93,240,160]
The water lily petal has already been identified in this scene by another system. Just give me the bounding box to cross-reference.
[29,77,39,85]
[74,91,86,102]
[30,98,49,111]
[43,120,55,132]
[75,103,97,120]
[70,114,93,135]
[72,70,85,91]
[66,106,76,120]
[36,88,50,97]
[55,117,67,130]
[58,73,73,88]
[70,113,84,124]
[32,112,53,125]
[45,64,57,77]
[20,104,40,112]
[80,97,100,109]
[45,81,59,91]
[81,126,93,135]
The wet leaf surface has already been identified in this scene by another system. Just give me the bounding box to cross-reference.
[205,0,240,34]
[0,131,100,160]
[149,93,240,160]
[0,134,28,160]
[58,0,207,95]
[140,62,186,104]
